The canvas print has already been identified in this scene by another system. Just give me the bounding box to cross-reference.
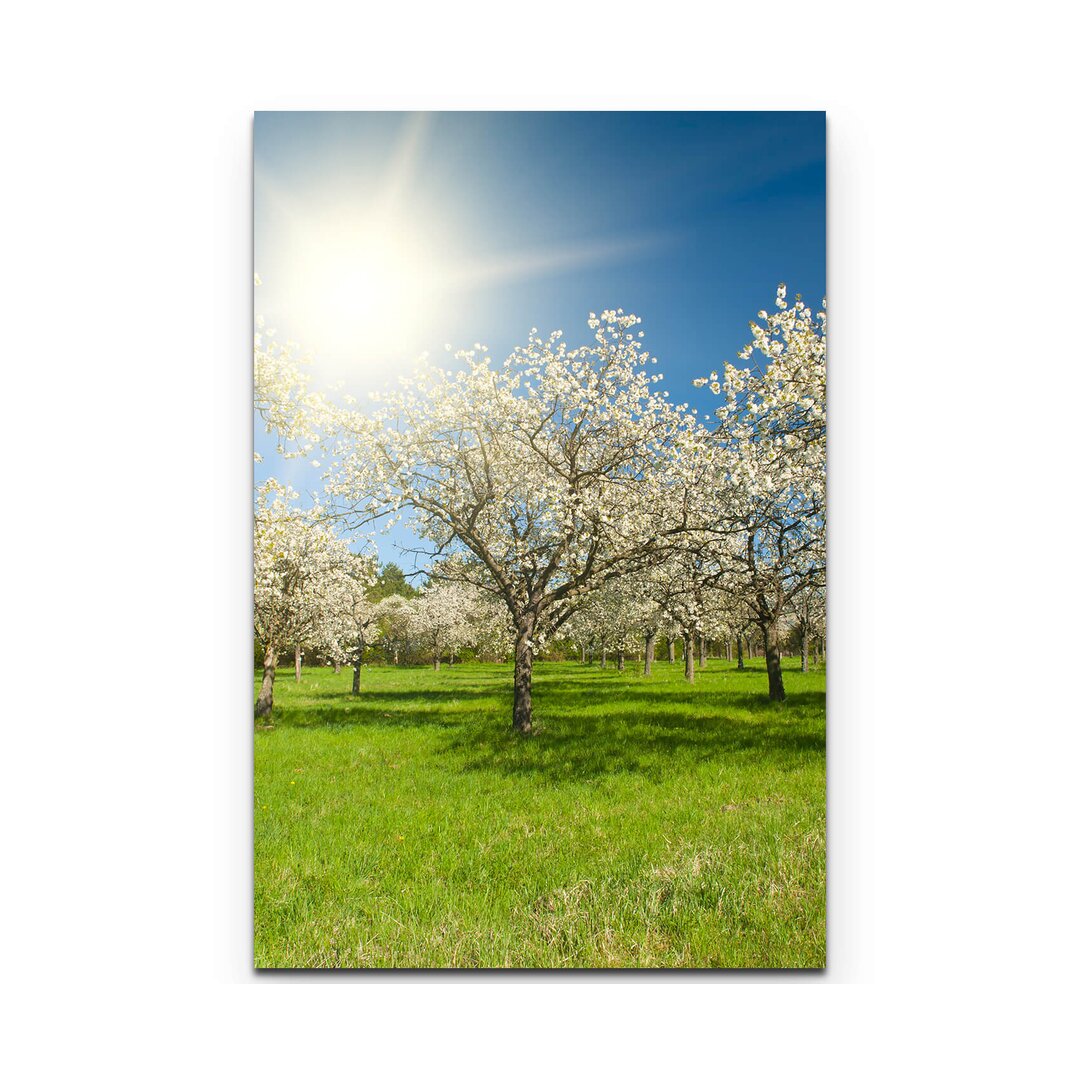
[254,111,826,968]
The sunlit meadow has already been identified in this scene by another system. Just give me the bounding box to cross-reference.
[255,657,825,969]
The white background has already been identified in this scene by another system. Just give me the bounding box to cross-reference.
[2,2,1076,1075]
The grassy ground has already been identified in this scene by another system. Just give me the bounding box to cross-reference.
[254,657,825,969]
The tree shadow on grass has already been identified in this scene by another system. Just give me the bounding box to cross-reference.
[354,688,501,706]
[597,688,826,716]
[260,666,825,783]
[264,688,505,732]
[438,702,826,785]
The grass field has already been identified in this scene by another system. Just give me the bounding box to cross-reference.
[254,657,825,968]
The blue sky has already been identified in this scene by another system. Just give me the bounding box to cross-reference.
[254,111,825,570]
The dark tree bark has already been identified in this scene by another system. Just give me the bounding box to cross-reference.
[667,638,676,662]
[763,620,786,701]
[737,635,745,670]
[801,631,809,673]
[698,634,707,668]
[294,643,302,682]
[351,633,364,695]
[726,638,733,662]
[255,645,277,718]
[512,613,537,734]
[643,629,656,676]
[683,632,695,682]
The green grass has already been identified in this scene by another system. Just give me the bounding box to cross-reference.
[254,657,825,968]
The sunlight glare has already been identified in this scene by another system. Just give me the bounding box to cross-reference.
[288,210,443,374]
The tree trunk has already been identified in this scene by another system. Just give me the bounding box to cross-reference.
[351,633,364,695]
[601,646,607,670]
[726,638,733,662]
[737,636,745,670]
[580,644,586,664]
[683,633,695,682]
[667,638,676,662]
[333,661,341,675]
[763,620,786,701]
[255,645,277,718]
[644,630,656,676]
[747,636,754,660]
[698,634,707,668]
[512,614,536,734]
[617,649,625,672]
[801,631,809,673]
[433,654,440,671]
[294,643,302,682]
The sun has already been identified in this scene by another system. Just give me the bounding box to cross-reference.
[286,211,441,372]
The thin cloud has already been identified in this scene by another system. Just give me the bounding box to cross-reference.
[377,112,433,217]
[444,230,681,291]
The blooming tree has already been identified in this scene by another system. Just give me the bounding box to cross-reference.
[406,582,475,670]
[566,574,666,673]
[465,592,514,662]
[320,554,383,694]
[374,594,414,665]
[695,284,826,700]
[329,311,707,732]
[565,582,625,669]
[788,583,826,673]
[640,551,716,682]
[253,480,354,717]
[254,274,327,462]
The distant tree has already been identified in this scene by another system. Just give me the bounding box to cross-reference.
[375,594,414,665]
[565,578,654,673]
[406,582,474,670]
[788,584,826,673]
[367,562,418,603]
[637,552,725,684]
[253,480,352,718]
[320,553,382,694]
